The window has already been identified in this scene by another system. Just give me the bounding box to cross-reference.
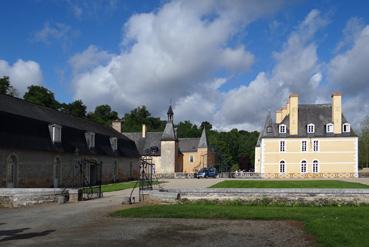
[307,123,315,134]
[312,160,319,173]
[279,124,286,134]
[53,157,62,188]
[280,140,286,152]
[113,160,118,182]
[267,126,272,133]
[279,161,285,173]
[49,124,62,143]
[313,140,319,152]
[110,137,118,151]
[343,123,351,133]
[190,155,194,163]
[301,140,307,152]
[6,154,18,188]
[326,123,334,133]
[85,132,95,149]
[300,160,307,173]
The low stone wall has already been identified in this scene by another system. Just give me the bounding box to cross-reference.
[0,188,67,208]
[144,188,369,206]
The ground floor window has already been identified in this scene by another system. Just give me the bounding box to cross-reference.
[300,160,307,173]
[7,154,18,188]
[279,161,285,173]
[312,160,319,173]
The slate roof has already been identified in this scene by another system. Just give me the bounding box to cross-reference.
[198,128,208,148]
[257,104,356,146]
[179,138,200,152]
[0,94,139,157]
[161,121,177,141]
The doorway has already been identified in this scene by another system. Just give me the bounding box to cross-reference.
[6,154,18,188]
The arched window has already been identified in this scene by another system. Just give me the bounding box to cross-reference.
[53,157,62,188]
[300,160,307,173]
[307,123,315,134]
[312,160,319,173]
[279,160,286,173]
[7,154,18,188]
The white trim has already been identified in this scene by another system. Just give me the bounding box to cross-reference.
[355,137,359,177]
[261,139,265,175]
[262,137,357,142]
[307,123,315,134]
[279,140,286,152]
[279,124,287,134]
[301,139,307,152]
[300,160,307,173]
[265,151,355,154]
[326,123,334,133]
[312,139,319,152]
[343,123,351,133]
[312,159,320,173]
[263,161,355,165]
[279,160,286,174]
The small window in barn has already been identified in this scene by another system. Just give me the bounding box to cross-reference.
[110,137,118,151]
[343,123,351,133]
[49,124,62,143]
[326,123,334,133]
[307,123,315,134]
[85,132,95,149]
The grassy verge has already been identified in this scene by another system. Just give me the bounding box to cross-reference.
[210,180,369,188]
[113,202,369,246]
[101,180,161,192]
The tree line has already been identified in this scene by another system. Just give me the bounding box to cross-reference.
[0,76,259,171]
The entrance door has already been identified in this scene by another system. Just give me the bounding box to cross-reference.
[6,155,17,188]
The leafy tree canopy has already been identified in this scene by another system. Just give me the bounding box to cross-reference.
[87,104,119,127]
[0,76,17,96]
[23,85,60,109]
[122,106,165,132]
[60,100,87,118]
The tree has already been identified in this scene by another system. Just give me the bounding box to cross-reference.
[0,76,17,96]
[23,85,60,109]
[61,100,87,118]
[87,104,119,126]
[359,117,369,168]
[200,121,212,131]
[176,121,201,138]
[123,106,165,132]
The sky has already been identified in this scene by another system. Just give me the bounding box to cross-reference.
[1,0,369,131]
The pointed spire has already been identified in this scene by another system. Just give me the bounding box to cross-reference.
[167,105,174,123]
[198,128,208,148]
[162,105,176,141]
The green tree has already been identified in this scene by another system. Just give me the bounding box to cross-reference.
[61,100,87,118]
[123,106,164,132]
[23,85,60,109]
[359,116,369,168]
[176,121,201,138]
[0,76,17,96]
[87,104,119,126]
[200,121,212,131]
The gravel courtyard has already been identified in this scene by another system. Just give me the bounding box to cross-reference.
[1,178,367,246]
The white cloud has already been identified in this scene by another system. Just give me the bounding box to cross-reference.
[32,22,73,44]
[328,24,369,128]
[72,0,284,121]
[0,59,43,96]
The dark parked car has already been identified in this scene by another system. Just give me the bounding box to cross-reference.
[195,167,218,178]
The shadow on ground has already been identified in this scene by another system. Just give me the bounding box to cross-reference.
[0,227,55,242]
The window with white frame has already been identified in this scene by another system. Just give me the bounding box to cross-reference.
[48,124,62,143]
[326,123,334,133]
[280,140,286,152]
[279,161,286,173]
[110,137,118,151]
[312,160,319,173]
[307,123,315,134]
[301,140,307,152]
[279,124,286,134]
[85,132,95,149]
[313,140,319,152]
[343,123,351,133]
[300,160,307,173]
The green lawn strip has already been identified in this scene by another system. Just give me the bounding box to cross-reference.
[210,180,369,188]
[102,180,161,192]
[113,203,369,247]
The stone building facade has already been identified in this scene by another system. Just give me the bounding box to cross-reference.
[0,94,140,188]
[122,106,215,174]
[255,92,358,178]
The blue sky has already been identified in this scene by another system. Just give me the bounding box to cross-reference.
[1,0,369,130]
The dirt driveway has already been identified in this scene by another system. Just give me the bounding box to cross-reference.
[0,179,315,246]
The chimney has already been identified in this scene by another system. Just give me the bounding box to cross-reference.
[288,93,299,135]
[112,119,122,133]
[276,109,282,124]
[142,124,147,138]
[331,92,342,134]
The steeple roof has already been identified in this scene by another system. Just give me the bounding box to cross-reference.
[198,128,208,148]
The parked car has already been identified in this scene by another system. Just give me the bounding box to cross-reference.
[195,167,218,178]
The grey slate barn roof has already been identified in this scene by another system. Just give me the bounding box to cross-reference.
[0,94,139,157]
[256,104,356,146]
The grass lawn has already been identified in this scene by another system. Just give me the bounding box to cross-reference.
[101,181,139,192]
[210,180,369,188]
[113,203,369,246]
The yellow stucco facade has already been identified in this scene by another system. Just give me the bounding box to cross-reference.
[181,147,215,173]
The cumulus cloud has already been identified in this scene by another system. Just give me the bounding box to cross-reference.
[72,0,284,120]
[215,9,327,130]
[0,59,43,96]
[328,24,369,128]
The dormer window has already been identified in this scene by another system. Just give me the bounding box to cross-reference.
[110,137,118,151]
[279,124,286,134]
[267,126,272,133]
[343,123,351,133]
[326,123,334,133]
[49,124,62,143]
[307,123,315,134]
[85,132,95,149]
